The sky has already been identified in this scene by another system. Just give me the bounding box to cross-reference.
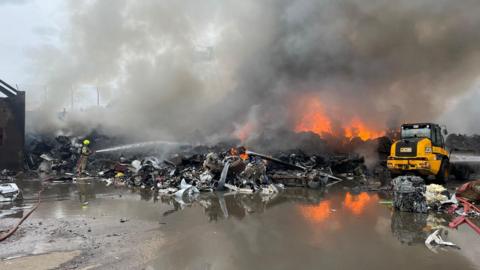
[1,0,480,136]
[0,1,150,110]
[0,0,72,107]
[0,0,65,82]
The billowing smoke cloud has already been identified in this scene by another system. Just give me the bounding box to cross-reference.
[30,0,480,141]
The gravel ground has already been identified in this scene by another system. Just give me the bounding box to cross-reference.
[0,215,165,269]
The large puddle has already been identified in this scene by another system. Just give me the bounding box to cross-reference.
[2,179,480,270]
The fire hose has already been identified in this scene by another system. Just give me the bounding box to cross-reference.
[0,186,44,242]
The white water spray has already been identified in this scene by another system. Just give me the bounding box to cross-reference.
[95,140,190,153]
[450,153,480,164]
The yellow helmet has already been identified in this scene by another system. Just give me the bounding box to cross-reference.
[83,139,90,145]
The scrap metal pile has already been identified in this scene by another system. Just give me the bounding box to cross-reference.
[392,176,480,237]
[19,134,380,194]
[23,132,113,174]
[24,135,82,174]
[96,147,349,196]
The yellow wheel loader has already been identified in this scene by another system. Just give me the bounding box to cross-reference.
[387,123,450,182]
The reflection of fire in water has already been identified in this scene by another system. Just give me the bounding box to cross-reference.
[299,192,379,223]
[343,192,379,215]
[298,201,332,223]
[293,95,385,140]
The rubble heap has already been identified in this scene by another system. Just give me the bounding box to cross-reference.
[392,176,428,213]
[19,134,385,194]
[99,146,349,195]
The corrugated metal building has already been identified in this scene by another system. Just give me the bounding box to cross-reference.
[0,80,25,170]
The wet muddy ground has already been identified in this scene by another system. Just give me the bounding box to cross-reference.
[1,179,479,270]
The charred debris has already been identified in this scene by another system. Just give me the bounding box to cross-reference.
[14,131,480,191]
[15,131,393,193]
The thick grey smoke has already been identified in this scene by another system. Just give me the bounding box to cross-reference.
[31,0,480,141]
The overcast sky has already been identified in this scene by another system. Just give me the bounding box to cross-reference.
[0,0,103,108]
[0,0,65,83]
[1,0,480,135]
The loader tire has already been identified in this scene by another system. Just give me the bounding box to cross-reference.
[435,160,449,183]
[453,166,471,181]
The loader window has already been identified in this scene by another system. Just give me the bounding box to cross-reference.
[432,127,439,146]
[432,126,443,147]
[401,126,431,139]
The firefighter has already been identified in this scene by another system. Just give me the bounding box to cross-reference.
[76,139,93,175]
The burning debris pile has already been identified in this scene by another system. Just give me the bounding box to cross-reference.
[92,146,354,195]
[18,132,388,195]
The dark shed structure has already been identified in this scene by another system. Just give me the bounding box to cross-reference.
[0,80,25,170]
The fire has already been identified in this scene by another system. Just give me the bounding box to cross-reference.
[293,96,384,140]
[294,98,332,135]
[298,201,332,223]
[234,121,255,142]
[344,118,385,141]
[343,192,378,215]
[229,147,249,160]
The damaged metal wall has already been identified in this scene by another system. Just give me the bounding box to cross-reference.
[0,80,25,170]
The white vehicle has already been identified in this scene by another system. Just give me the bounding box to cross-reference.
[0,183,21,202]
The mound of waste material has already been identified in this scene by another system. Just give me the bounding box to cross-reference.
[97,147,354,195]
[392,176,455,213]
[392,176,428,213]
[392,176,480,237]
[19,132,392,193]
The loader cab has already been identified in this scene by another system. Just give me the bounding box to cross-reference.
[401,123,445,147]
[389,123,450,182]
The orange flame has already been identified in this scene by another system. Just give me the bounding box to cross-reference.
[294,98,332,135]
[343,192,378,215]
[230,147,249,160]
[344,118,385,141]
[298,201,332,223]
[293,96,384,140]
[234,121,254,142]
